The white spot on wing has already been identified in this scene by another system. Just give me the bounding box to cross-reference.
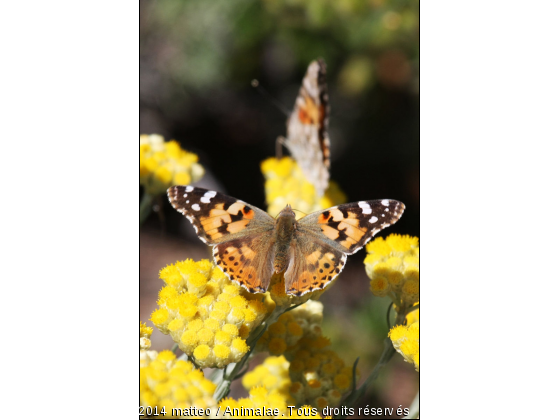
[385,208,389,212]
[183,194,188,198]
[381,199,389,206]
[192,204,200,211]
[186,186,194,192]
[358,201,372,215]
[200,190,217,203]
[369,216,378,223]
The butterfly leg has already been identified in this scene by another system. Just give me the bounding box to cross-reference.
[276,136,286,160]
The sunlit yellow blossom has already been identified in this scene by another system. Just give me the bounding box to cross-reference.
[140,322,153,350]
[140,134,204,195]
[218,384,293,417]
[257,301,324,354]
[242,356,292,396]
[150,259,268,368]
[261,157,346,217]
[389,321,419,371]
[364,234,419,313]
[140,349,216,417]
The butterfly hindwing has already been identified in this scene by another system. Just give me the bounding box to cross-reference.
[284,239,347,296]
[212,234,275,294]
[297,200,406,255]
[167,186,274,245]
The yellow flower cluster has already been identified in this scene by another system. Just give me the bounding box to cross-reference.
[140,134,205,195]
[150,259,268,368]
[140,349,217,415]
[261,157,346,217]
[219,382,322,419]
[257,301,323,356]
[285,334,351,410]
[364,234,419,311]
[140,323,158,369]
[389,321,419,371]
[218,386,292,418]
[140,321,153,350]
[255,301,351,410]
[242,356,292,397]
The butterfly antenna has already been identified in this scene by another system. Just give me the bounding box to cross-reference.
[251,79,291,117]
[292,208,308,218]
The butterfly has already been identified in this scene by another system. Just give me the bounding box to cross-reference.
[168,186,405,296]
[277,58,330,198]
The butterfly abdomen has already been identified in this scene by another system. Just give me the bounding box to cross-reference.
[273,206,296,273]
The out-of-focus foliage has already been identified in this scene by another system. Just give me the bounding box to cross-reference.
[141,0,418,97]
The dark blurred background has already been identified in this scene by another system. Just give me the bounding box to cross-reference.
[140,0,418,415]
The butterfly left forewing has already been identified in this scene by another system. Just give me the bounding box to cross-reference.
[297,200,406,255]
[167,186,274,245]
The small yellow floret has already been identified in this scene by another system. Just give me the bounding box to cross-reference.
[222,324,239,336]
[151,308,170,325]
[214,344,231,359]
[193,345,211,360]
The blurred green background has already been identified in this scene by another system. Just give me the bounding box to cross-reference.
[140,0,419,416]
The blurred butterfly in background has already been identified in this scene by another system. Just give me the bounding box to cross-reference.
[277,59,331,198]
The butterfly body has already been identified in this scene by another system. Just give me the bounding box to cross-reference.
[168,186,405,296]
[273,205,297,274]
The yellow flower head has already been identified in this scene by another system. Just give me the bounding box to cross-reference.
[140,134,204,195]
[257,301,324,355]
[364,234,419,311]
[389,321,419,371]
[150,259,268,368]
[261,157,346,217]
[219,382,294,417]
[140,349,216,415]
[140,322,153,350]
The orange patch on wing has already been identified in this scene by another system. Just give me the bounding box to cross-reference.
[320,225,340,240]
[227,202,246,215]
[216,244,264,292]
[298,97,320,125]
[242,207,255,219]
[226,219,250,234]
[338,222,367,242]
[200,214,232,230]
[305,249,323,265]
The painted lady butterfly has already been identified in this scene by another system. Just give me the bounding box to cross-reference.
[168,186,405,296]
[278,59,330,198]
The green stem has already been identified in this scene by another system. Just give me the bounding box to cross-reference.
[335,310,408,419]
[140,193,154,225]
